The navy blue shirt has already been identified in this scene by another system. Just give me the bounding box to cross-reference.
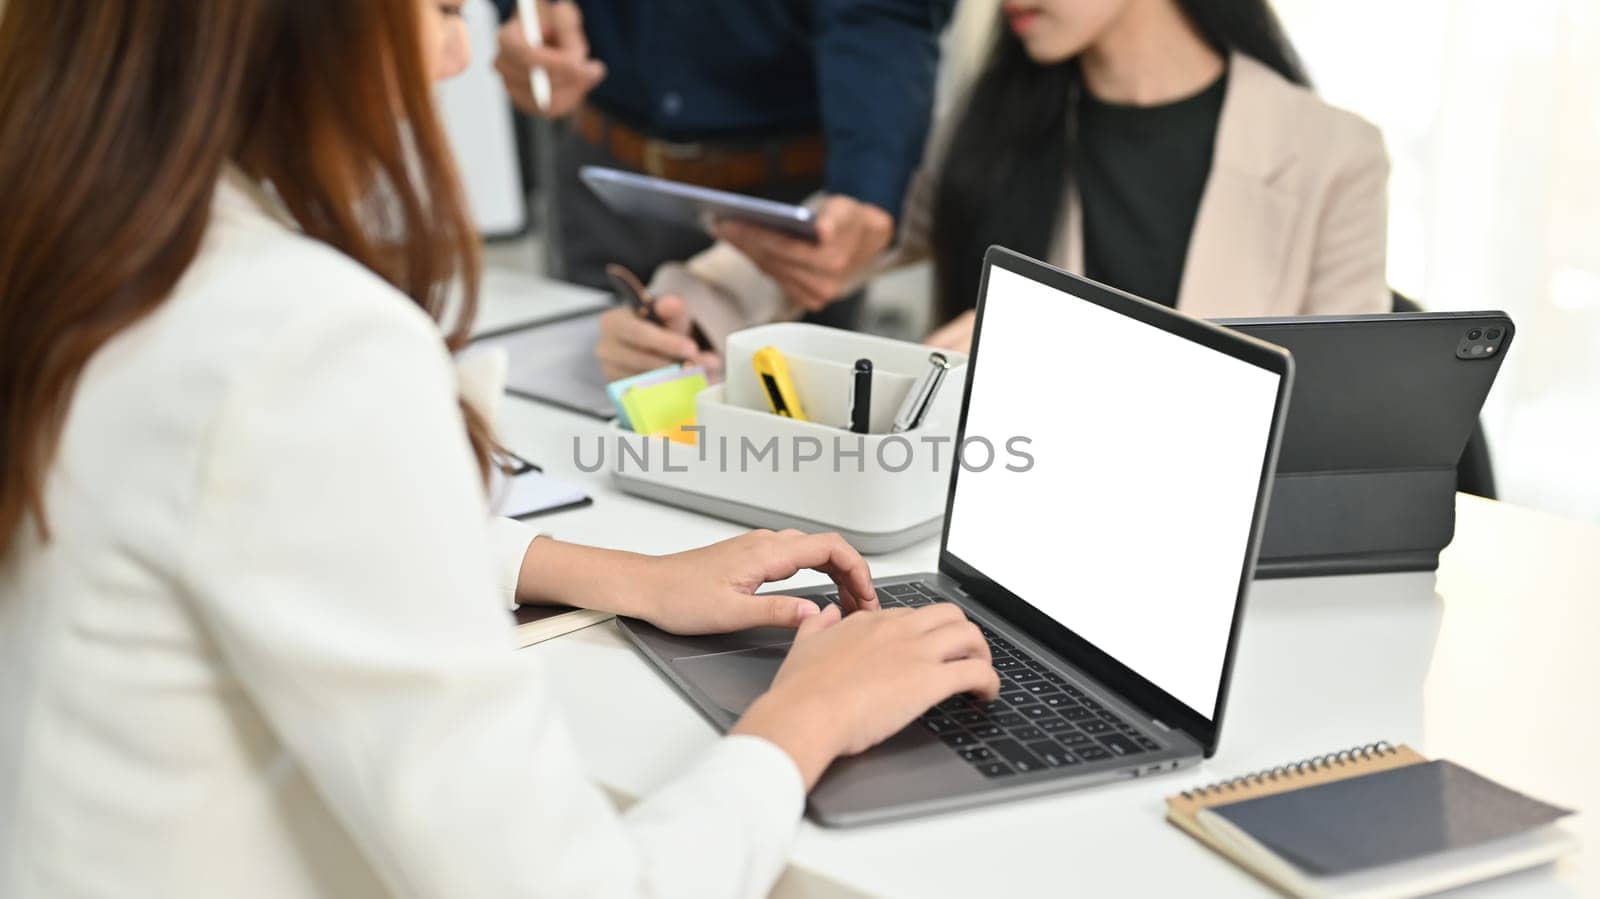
[492,0,952,217]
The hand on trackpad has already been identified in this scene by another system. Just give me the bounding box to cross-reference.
[668,643,790,715]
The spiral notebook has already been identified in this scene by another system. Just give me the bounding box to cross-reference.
[1167,742,1576,898]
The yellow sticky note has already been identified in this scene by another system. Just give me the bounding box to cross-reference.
[620,372,707,436]
[654,417,699,446]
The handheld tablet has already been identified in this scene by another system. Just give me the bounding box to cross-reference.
[579,166,818,241]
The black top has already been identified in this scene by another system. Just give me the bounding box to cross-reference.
[491,0,953,217]
[1078,71,1227,308]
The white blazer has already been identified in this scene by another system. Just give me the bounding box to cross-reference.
[0,172,801,898]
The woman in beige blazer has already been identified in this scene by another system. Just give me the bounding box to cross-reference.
[596,0,1391,377]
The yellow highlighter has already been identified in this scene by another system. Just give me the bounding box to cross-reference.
[752,346,808,421]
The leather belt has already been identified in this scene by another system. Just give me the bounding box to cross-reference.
[573,104,825,192]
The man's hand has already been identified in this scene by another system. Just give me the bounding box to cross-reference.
[716,195,894,312]
[494,1,605,117]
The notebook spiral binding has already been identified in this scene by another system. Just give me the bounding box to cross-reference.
[1179,741,1398,801]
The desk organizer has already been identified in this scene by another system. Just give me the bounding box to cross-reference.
[610,323,968,553]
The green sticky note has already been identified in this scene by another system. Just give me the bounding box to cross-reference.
[620,372,707,436]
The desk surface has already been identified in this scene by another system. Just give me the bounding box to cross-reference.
[484,274,1596,898]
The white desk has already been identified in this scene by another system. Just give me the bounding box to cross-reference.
[483,273,1597,898]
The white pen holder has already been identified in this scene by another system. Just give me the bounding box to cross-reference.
[609,323,968,553]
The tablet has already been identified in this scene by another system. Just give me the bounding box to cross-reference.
[1218,311,1513,577]
[579,166,818,240]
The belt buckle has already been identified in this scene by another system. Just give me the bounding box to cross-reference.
[642,139,704,178]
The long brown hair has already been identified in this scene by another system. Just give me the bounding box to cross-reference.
[0,2,490,555]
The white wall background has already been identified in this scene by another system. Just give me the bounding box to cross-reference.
[1273,0,1600,523]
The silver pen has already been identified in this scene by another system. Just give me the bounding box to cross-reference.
[890,352,951,433]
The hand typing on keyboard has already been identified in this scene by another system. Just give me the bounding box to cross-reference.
[873,581,1165,778]
[732,600,1001,790]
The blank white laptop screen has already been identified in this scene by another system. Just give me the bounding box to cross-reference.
[946,266,1282,718]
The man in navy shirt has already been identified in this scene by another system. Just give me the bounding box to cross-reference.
[493,0,952,325]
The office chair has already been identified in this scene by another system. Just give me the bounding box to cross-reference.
[1392,291,1498,499]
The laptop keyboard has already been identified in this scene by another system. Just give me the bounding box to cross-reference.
[822,580,1162,778]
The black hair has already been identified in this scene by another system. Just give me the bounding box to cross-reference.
[929,0,1310,323]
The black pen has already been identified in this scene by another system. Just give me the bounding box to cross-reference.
[849,358,873,434]
[604,263,715,353]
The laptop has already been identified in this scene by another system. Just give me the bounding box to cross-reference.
[617,248,1294,826]
[1219,312,1512,577]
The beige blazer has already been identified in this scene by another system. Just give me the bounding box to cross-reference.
[654,53,1392,346]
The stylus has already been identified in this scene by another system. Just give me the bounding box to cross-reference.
[891,352,950,433]
[515,0,553,112]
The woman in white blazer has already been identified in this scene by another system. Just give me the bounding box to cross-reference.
[595,0,1391,379]
[0,3,998,897]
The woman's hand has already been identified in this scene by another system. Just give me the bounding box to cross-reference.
[515,531,877,634]
[641,530,879,634]
[594,295,721,382]
[733,602,1000,789]
[925,309,975,353]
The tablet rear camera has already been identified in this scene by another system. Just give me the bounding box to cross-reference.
[1457,324,1506,360]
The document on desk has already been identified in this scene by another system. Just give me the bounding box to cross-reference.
[472,309,615,418]
[490,465,592,519]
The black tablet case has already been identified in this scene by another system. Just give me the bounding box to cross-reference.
[1219,313,1512,578]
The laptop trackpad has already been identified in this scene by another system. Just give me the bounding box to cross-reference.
[669,642,791,716]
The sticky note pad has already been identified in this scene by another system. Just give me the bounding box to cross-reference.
[607,364,697,429]
[620,372,707,436]
[654,417,699,446]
